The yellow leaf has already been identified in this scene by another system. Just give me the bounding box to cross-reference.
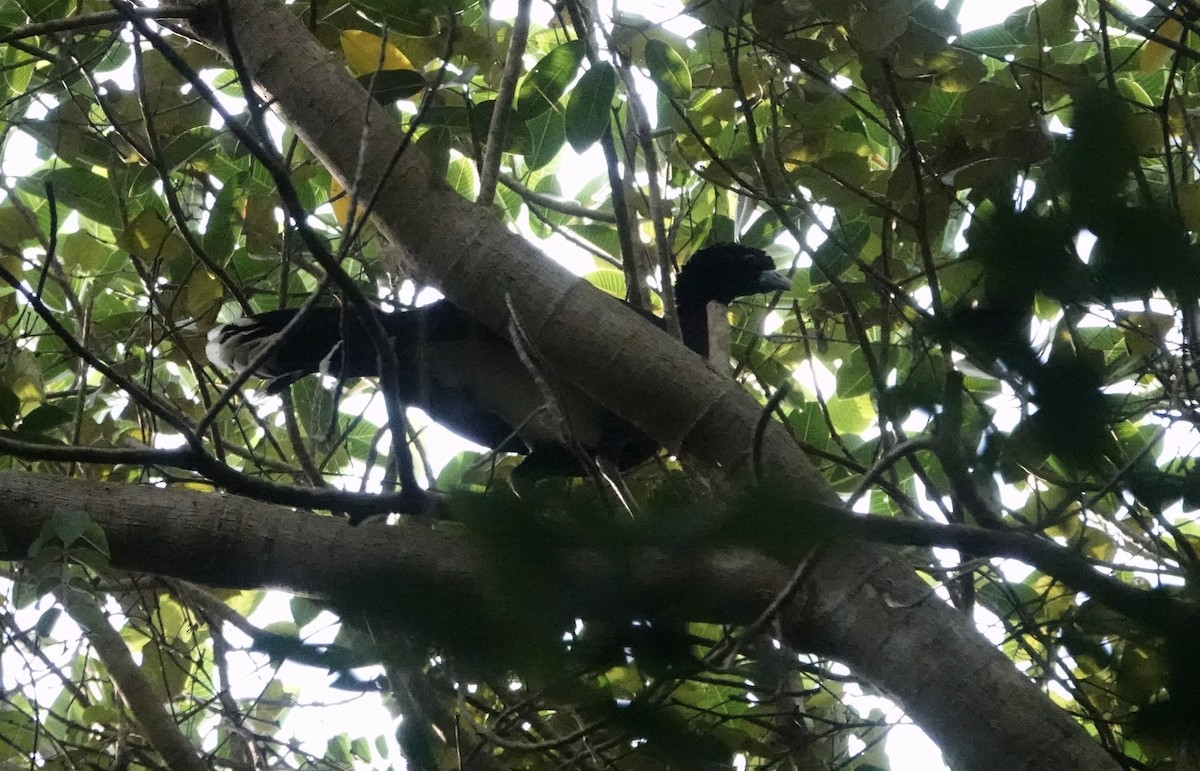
[329,177,357,226]
[183,270,223,319]
[340,30,414,75]
[1138,17,1183,75]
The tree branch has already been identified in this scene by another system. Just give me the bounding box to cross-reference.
[0,468,1128,771]
[0,434,432,519]
[62,587,210,771]
[477,0,531,205]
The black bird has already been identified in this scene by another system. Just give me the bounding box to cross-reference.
[207,243,789,476]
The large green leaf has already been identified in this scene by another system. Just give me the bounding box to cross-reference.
[523,105,566,170]
[517,39,586,118]
[565,62,615,152]
[644,40,691,101]
[15,168,123,229]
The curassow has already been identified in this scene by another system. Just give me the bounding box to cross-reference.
[206,243,790,476]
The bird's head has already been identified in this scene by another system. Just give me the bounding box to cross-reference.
[674,243,791,307]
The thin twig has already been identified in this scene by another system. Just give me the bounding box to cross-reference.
[478,0,532,205]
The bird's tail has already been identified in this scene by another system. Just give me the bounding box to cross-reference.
[207,307,377,392]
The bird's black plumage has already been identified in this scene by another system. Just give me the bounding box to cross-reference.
[207,243,789,474]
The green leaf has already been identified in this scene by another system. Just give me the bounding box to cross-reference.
[18,0,68,23]
[349,0,439,36]
[0,386,18,428]
[953,24,1025,57]
[326,734,353,765]
[835,350,873,398]
[158,126,218,172]
[203,175,242,262]
[710,214,735,244]
[467,99,530,154]
[351,737,373,761]
[434,449,489,489]
[16,168,123,229]
[0,1,26,35]
[583,269,627,299]
[644,40,691,101]
[3,35,33,95]
[570,223,620,256]
[117,210,192,275]
[294,378,338,453]
[356,69,427,102]
[517,39,586,118]
[140,641,191,702]
[58,231,122,281]
[35,607,61,638]
[181,269,223,320]
[0,205,40,249]
[826,394,874,434]
[290,597,322,629]
[523,106,566,170]
[1031,0,1078,45]
[565,62,616,152]
[530,176,570,230]
[50,509,90,549]
[810,219,869,283]
[445,157,478,198]
[78,522,110,560]
[19,404,72,435]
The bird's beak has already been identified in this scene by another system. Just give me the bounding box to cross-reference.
[757,270,791,293]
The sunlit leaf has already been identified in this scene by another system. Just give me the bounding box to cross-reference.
[583,269,626,299]
[16,168,123,229]
[517,39,586,118]
[523,105,566,170]
[644,40,691,101]
[445,157,478,198]
[565,62,615,152]
[1139,17,1183,74]
[340,29,415,74]
[3,38,33,95]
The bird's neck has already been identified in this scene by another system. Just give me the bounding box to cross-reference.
[677,300,718,359]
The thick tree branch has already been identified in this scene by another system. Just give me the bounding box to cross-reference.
[0,470,788,626]
[0,470,1125,771]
